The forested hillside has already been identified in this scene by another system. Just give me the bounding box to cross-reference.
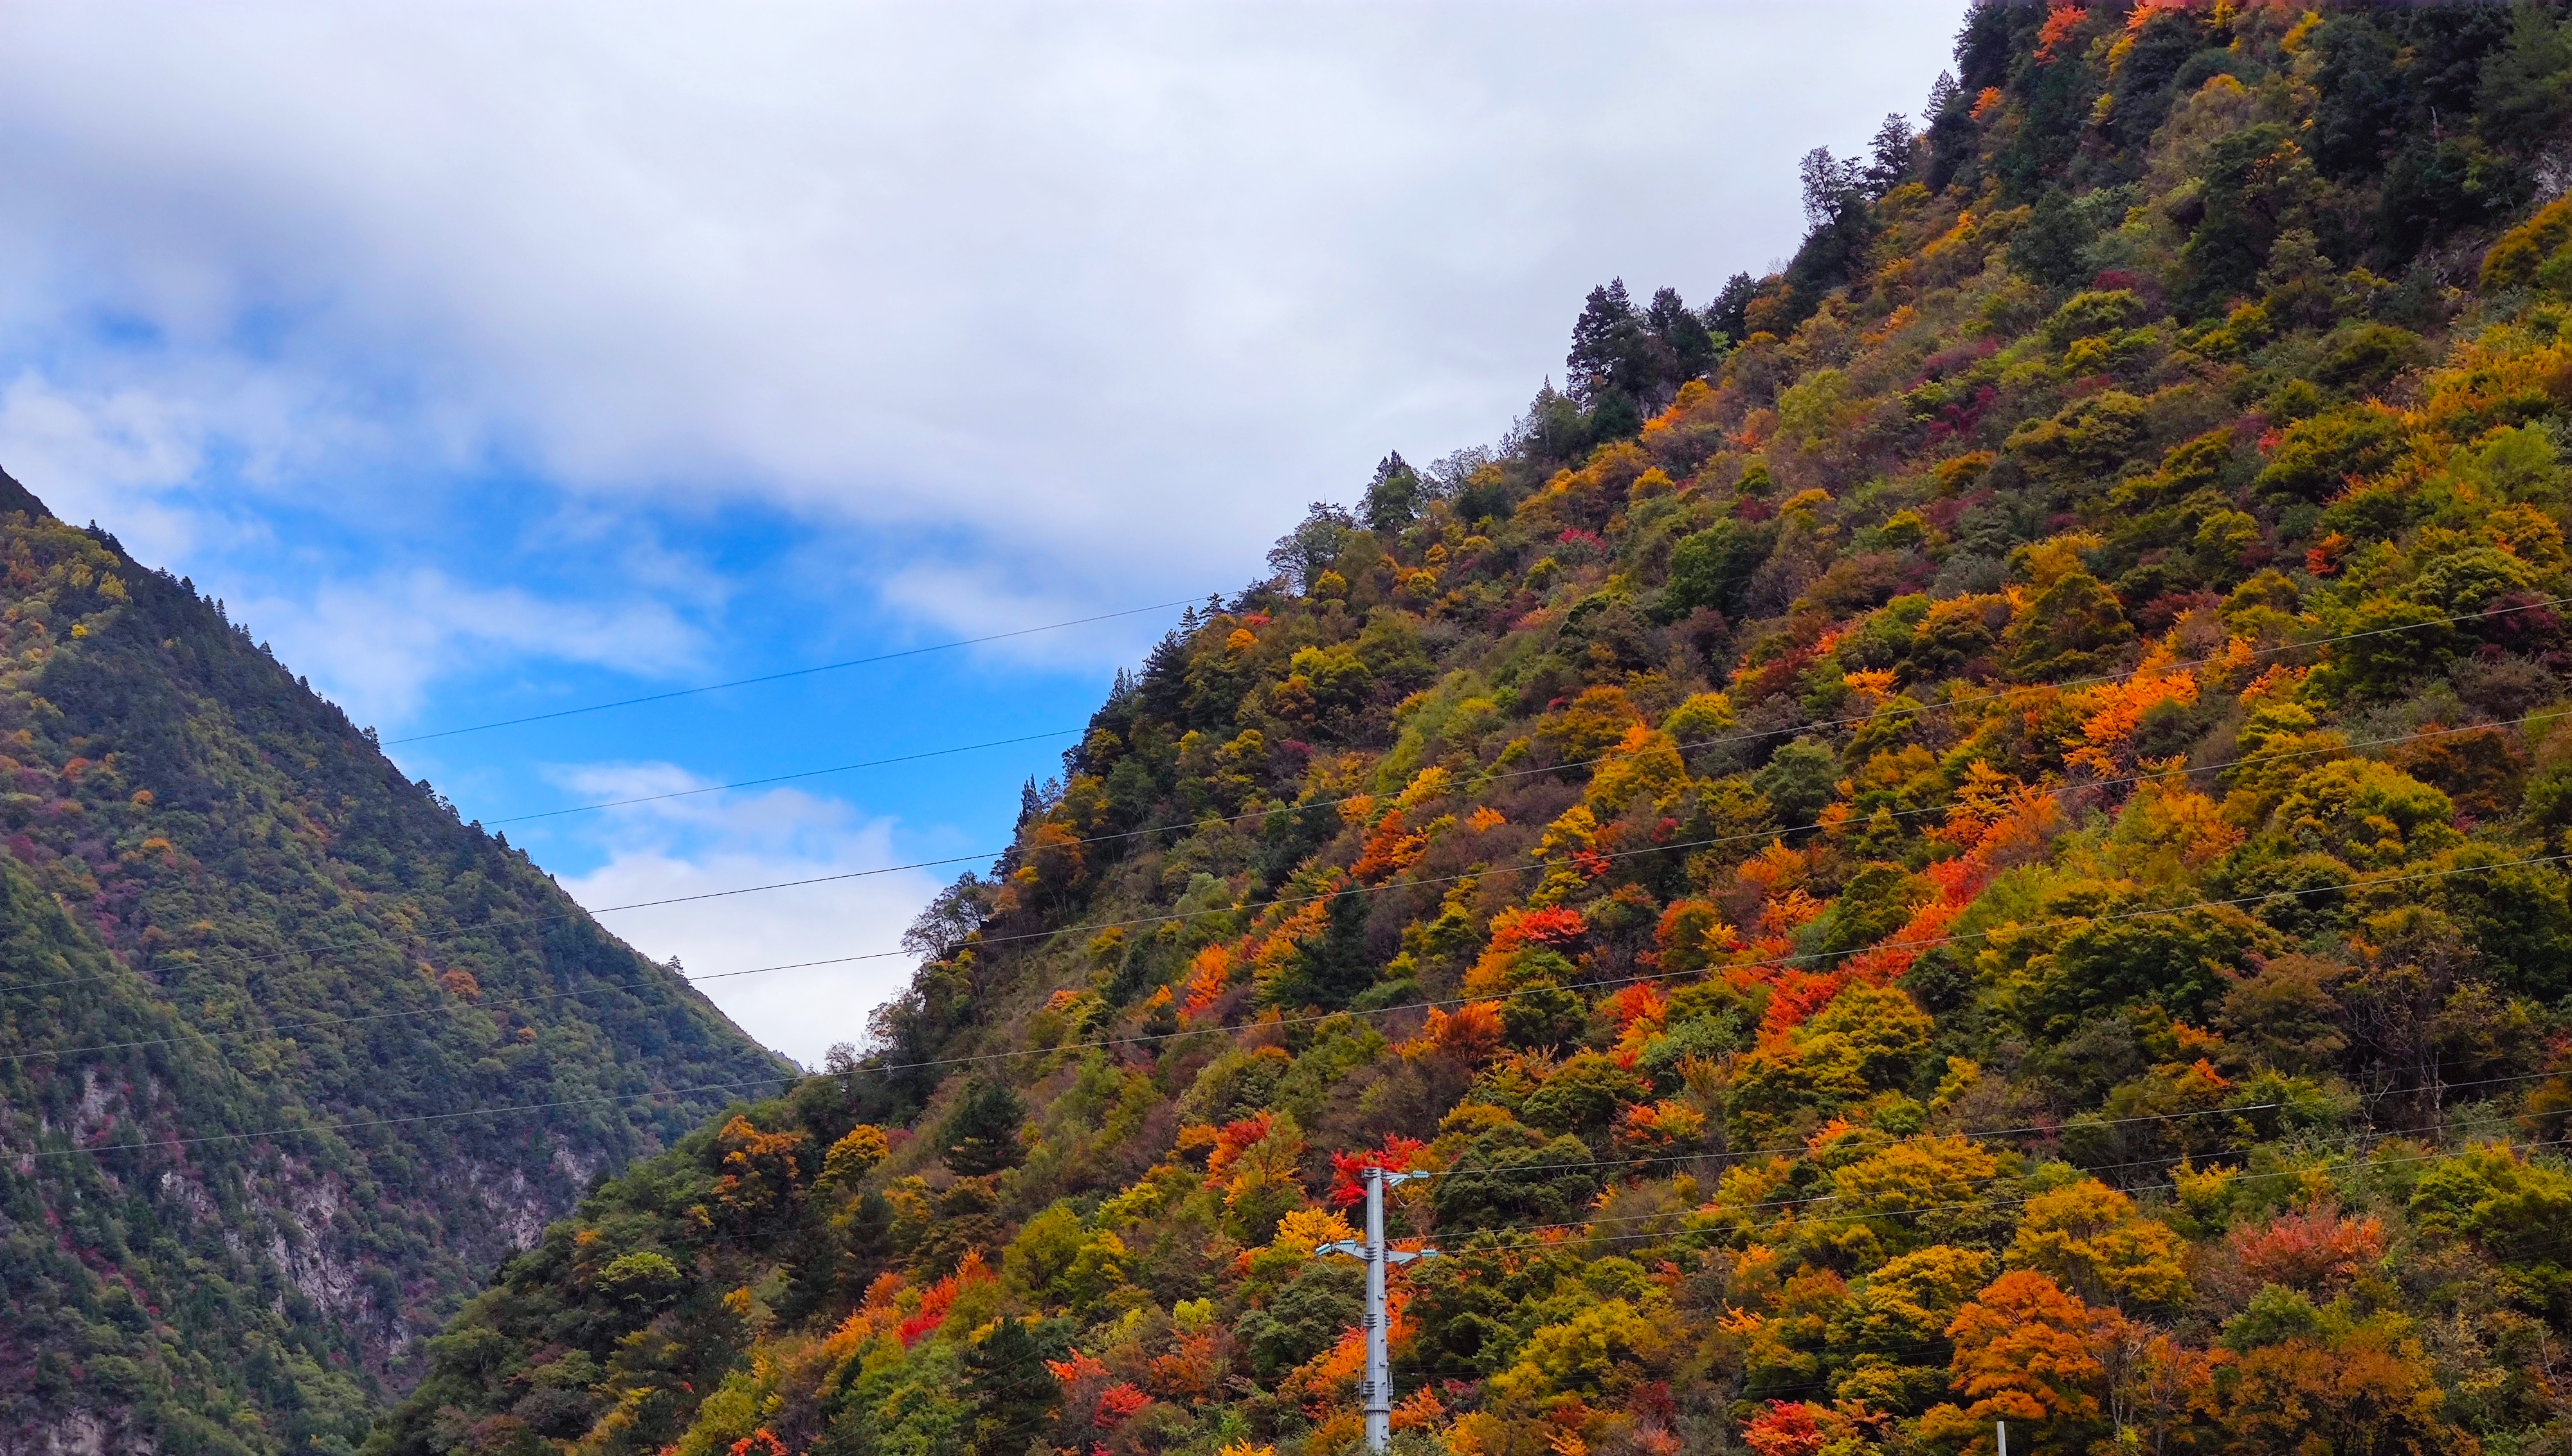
[379,5,2572,1455]
[0,467,792,1455]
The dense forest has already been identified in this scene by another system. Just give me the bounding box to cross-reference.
[0,465,793,1455]
[367,3,2572,1455]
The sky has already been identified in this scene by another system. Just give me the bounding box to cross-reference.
[0,1,1961,1066]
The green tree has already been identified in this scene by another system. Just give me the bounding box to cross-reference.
[1755,737,1840,827]
[2011,188,2094,291]
[1661,521,1765,619]
[2004,571,2134,680]
[963,1318,1060,1456]
[1239,1261,1363,1379]
[1362,452,1424,534]
[2180,124,2314,310]
[941,1080,1028,1175]
[1267,501,1355,593]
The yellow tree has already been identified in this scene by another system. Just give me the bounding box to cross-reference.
[2006,1179,2193,1312]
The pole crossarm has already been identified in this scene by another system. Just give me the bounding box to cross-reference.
[1299,1165,1445,1453]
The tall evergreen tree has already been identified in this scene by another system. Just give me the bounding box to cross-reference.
[2010,186,2094,292]
[1566,278,1667,407]
[940,1079,1028,1174]
[1865,112,1916,194]
[1645,286,1719,382]
[964,1318,1060,1456]
[1361,451,1424,533]
[1707,271,1759,343]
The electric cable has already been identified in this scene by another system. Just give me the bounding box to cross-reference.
[21,1070,802,1160]
[384,596,1204,744]
[466,585,2572,836]
[1404,1105,2542,1242]
[6,585,2559,998]
[15,601,2572,1200]
[8,674,2564,1008]
[1396,1056,2572,1195]
[25,816,2572,1156]
[815,845,2572,1072]
[17,703,2572,1072]
[0,699,2551,1075]
[1415,1131,2572,1259]
[1399,1104,2287,1189]
[485,726,1089,825]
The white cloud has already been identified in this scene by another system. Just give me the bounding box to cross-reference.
[866,554,1201,672]
[0,373,206,559]
[0,373,199,494]
[231,570,709,726]
[547,764,950,1067]
[0,0,1962,625]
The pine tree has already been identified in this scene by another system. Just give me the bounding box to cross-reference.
[941,1079,1028,1174]
[1865,112,1916,194]
[1361,452,1424,533]
[1706,271,1759,344]
[965,1317,1060,1456]
[1565,278,1669,409]
[1139,627,1194,719]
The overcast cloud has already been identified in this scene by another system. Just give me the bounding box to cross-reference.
[0,3,1957,616]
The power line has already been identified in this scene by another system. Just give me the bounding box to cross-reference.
[0,763,2458,1054]
[485,726,1087,825]
[1427,1101,2290,1187]
[838,843,2572,1075]
[10,665,2564,1008]
[8,583,2553,999]
[1430,1131,2572,1259]
[1397,1106,2546,1247]
[383,597,1201,744]
[919,1052,2569,1178]
[347,593,2572,922]
[16,705,2572,1062]
[23,833,2572,1175]
[36,783,2572,1153]
[30,989,2553,1195]
[467,583,2572,844]
[15,597,2572,1088]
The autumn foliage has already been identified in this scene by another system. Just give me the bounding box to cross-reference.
[376,11,2572,1456]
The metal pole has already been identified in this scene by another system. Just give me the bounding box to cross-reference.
[1364,1165,1391,1453]
[1996,1419,2007,1456]
[1314,1169,1433,1452]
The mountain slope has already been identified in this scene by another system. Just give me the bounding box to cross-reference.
[0,470,793,1455]
[384,5,2572,1456]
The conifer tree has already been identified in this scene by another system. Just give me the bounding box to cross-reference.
[964,1317,1060,1456]
[1361,452,1423,533]
[941,1079,1028,1174]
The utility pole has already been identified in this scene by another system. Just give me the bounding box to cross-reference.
[1315,1166,1437,1453]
